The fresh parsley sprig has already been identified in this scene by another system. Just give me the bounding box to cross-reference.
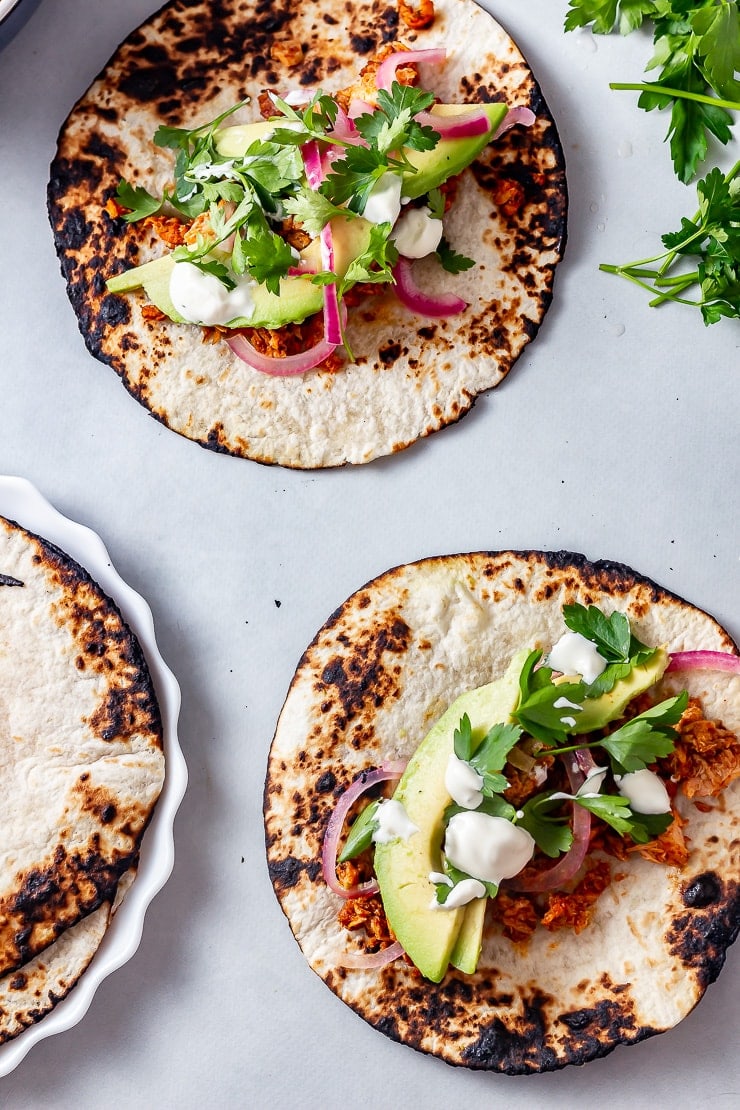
[517,793,575,857]
[562,603,657,696]
[564,0,740,182]
[453,715,522,797]
[573,792,674,842]
[512,650,588,744]
[600,159,740,322]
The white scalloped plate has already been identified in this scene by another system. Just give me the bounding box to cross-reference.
[0,476,186,1076]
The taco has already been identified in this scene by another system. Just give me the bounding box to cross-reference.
[0,514,164,986]
[47,0,566,468]
[264,551,740,1072]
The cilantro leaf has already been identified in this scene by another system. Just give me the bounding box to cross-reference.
[599,692,687,772]
[433,861,497,905]
[319,145,389,213]
[444,795,517,823]
[436,237,476,274]
[114,180,162,222]
[186,258,236,290]
[562,602,656,695]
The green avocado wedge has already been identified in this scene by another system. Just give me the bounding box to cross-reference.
[374,650,527,983]
[571,648,670,734]
[106,216,373,328]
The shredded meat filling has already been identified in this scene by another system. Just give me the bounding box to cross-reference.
[398,0,436,31]
[661,696,740,798]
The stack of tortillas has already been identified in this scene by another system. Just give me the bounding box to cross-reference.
[0,514,165,1044]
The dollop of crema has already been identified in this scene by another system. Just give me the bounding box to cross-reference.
[429,873,486,910]
[391,205,443,259]
[363,171,403,226]
[169,261,256,326]
[547,631,607,685]
[614,768,671,814]
[371,798,419,844]
[444,811,535,887]
[444,752,484,809]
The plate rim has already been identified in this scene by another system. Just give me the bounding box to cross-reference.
[0,475,187,1075]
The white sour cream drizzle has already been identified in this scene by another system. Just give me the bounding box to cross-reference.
[363,171,403,226]
[391,205,444,258]
[433,877,487,910]
[547,631,607,684]
[614,768,671,814]
[371,798,419,844]
[443,811,535,887]
[169,261,256,326]
[444,752,484,809]
[551,764,608,801]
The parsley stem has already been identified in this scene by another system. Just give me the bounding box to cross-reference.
[609,82,740,113]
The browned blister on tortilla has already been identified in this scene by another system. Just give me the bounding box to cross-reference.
[264,551,739,1072]
[0,515,164,982]
[47,0,566,468]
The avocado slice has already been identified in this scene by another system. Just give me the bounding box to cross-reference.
[399,102,508,199]
[373,650,527,983]
[106,216,373,329]
[449,896,487,974]
[570,648,670,734]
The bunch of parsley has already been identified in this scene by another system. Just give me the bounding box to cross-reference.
[565,1,740,322]
[565,0,740,182]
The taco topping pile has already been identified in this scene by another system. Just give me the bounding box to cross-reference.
[323,604,740,981]
[106,44,532,376]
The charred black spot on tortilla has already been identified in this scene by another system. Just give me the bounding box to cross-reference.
[98,293,130,329]
[667,879,740,988]
[84,133,123,165]
[683,872,722,908]
[119,64,179,102]
[315,771,337,794]
[379,341,402,366]
[8,973,27,991]
[461,992,559,1073]
[0,574,23,587]
[350,33,376,53]
[268,856,320,890]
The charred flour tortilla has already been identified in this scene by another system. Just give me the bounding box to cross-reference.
[0,515,164,983]
[265,551,740,1073]
[48,0,566,468]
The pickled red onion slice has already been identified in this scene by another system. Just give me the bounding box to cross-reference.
[415,108,491,139]
[337,940,405,969]
[392,255,468,317]
[504,752,593,893]
[226,332,338,376]
[375,48,447,91]
[321,760,407,898]
[493,105,536,139]
[302,140,342,345]
[667,651,740,674]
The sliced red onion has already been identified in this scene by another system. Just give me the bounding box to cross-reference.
[337,940,405,969]
[493,106,536,139]
[375,48,447,92]
[348,98,374,119]
[321,760,407,899]
[226,332,339,376]
[667,651,740,675]
[416,107,491,139]
[504,753,592,893]
[302,141,342,345]
[392,255,468,317]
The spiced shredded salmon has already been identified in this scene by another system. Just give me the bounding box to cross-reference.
[629,806,689,867]
[540,861,612,934]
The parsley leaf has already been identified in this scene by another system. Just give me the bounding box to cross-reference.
[575,793,673,842]
[282,186,356,236]
[233,209,295,294]
[517,793,575,858]
[513,650,587,744]
[114,180,162,222]
[436,237,476,274]
[564,0,658,36]
[433,861,497,905]
[562,602,657,696]
[338,223,398,292]
[599,692,688,772]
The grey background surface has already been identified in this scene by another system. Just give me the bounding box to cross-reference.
[0,0,738,1105]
